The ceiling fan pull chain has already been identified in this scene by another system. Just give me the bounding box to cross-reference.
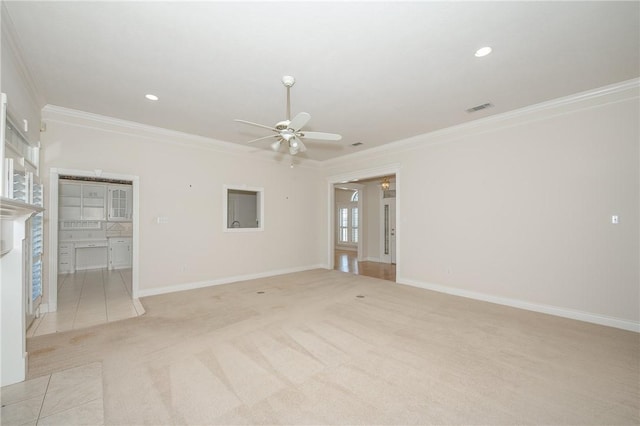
[286,86,291,121]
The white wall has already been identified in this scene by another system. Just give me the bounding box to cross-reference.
[363,182,381,261]
[40,107,325,297]
[322,81,639,330]
[1,10,43,145]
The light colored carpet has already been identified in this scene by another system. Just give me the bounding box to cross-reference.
[26,269,639,425]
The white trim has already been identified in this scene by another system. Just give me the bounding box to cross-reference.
[397,277,640,333]
[47,171,59,312]
[322,78,640,168]
[335,245,357,252]
[137,264,325,298]
[222,184,265,232]
[364,257,382,262]
[48,168,140,309]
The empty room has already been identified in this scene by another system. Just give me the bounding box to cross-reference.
[0,2,638,425]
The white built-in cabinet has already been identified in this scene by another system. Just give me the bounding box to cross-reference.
[58,180,132,274]
[59,182,107,220]
[109,237,132,269]
[108,185,132,221]
[58,242,74,273]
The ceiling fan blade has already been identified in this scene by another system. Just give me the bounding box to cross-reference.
[234,119,278,132]
[246,134,278,144]
[288,112,311,131]
[300,131,342,141]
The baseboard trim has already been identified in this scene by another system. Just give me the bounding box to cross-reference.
[137,264,326,298]
[397,277,639,333]
[364,257,383,263]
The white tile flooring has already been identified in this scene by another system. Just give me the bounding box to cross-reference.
[27,268,144,337]
[1,362,104,425]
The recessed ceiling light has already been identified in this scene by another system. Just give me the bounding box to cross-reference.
[475,46,492,57]
[145,94,159,101]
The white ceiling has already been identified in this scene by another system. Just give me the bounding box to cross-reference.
[3,1,639,161]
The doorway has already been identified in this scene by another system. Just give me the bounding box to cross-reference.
[328,165,400,282]
[32,168,141,336]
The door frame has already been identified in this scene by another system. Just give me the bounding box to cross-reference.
[327,163,401,270]
[47,168,140,312]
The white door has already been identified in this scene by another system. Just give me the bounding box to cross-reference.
[381,197,396,264]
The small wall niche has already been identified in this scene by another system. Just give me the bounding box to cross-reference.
[223,185,264,231]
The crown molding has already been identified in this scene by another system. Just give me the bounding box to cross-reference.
[41,104,323,169]
[1,3,46,108]
[322,78,640,169]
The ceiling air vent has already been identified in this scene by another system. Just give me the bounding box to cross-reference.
[466,102,493,113]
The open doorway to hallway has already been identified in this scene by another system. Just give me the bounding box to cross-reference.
[332,172,397,282]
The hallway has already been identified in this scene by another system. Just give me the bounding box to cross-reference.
[334,249,396,282]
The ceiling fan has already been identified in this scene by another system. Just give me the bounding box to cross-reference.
[234,76,342,155]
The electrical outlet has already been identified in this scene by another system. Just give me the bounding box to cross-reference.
[611,215,619,224]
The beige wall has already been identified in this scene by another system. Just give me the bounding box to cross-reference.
[1,15,42,145]
[363,182,381,261]
[323,83,639,327]
[40,109,325,296]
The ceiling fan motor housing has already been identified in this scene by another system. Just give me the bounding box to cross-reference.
[282,75,295,87]
[275,120,291,131]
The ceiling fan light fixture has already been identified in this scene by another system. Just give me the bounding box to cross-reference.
[234,76,343,157]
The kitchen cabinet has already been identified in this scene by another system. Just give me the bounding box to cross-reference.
[59,182,106,220]
[75,240,108,270]
[58,242,74,273]
[109,237,132,269]
[108,185,132,221]
[81,184,106,220]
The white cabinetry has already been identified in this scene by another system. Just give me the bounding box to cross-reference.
[109,237,132,269]
[108,185,132,221]
[81,184,106,220]
[58,242,74,273]
[59,182,81,219]
[59,182,106,220]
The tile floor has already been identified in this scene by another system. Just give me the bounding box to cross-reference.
[0,362,104,425]
[27,268,144,337]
